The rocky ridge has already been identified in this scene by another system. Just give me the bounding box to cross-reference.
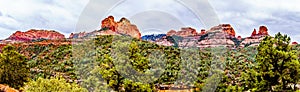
[1,16,298,48]
[7,29,65,42]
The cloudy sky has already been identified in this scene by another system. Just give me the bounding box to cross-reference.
[0,0,299,42]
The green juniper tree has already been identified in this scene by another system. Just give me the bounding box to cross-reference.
[244,33,300,91]
[0,45,30,89]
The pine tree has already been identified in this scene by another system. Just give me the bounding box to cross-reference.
[246,33,300,91]
[0,45,30,89]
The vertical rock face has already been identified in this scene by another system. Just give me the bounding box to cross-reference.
[101,16,117,31]
[258,26,268,35]
[116,18,141,39]
[251,29,257,37]
[70,16,141,39]
[8,29,65,41]
[250,26,269,38]
[166,27,197,37]
[101,16,141,39]
[209,24,236,37]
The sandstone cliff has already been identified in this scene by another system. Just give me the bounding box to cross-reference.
[8,29,65,42]
[208,24,236,37]
[166,27,198,37]
[70,16,141,39]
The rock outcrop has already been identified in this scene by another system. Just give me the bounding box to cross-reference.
[101,16,118,32]
[166,27,197,37]
[251,26,269,38]
[0,84,19,92]
[292,42,298,45]
[70,16,141,39]
[199,29,206,35]
[258,26,269,35]
[209,24,236,37]
[251,29,257,37]
[8,29,65,42]
[115,18,141,39]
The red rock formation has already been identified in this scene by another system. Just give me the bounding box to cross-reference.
[199,29,206,35]
[8,29,65,41]
[209,24,236,37]
[0,84,19,92]
[250,26,269,38]
[100,16,141,39]
[101,16,117,31]
[166,30,177,36]
[258,26,268,35]
[251,29,257,37]
[116,17,141,39]
[70,16,142,39]
[292,42,298,45]
[166,27,197,37]
[237,36,242,40]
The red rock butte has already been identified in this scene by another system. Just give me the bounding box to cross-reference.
[69,16,142,39]
[209,24,236,37]
[250,26,269,38]
[101,16,141,39]
[8,29,65,42]
[292,42,298,45]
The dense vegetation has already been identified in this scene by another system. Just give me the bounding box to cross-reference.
[0,33,299,91]
[0,45,30,89]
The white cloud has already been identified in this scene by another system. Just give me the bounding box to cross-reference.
[0,0,89,39]
[209,0,300,42]
[0,0,299,42]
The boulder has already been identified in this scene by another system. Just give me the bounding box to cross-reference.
[0,84,19,92]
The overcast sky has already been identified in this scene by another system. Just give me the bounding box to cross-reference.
[0,0,299,42]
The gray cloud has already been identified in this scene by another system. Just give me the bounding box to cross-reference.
[0,11,2,16]
[209,0,300,42]
[0,0,299,42]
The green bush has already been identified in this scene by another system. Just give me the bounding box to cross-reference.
[22,77,87,92]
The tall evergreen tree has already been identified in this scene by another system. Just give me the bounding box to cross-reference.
[245,33,300,91]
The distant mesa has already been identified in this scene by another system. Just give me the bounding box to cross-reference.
[167,27,198,37]
[292,42,298,45]
[69,16,141,39]
[166,24,236,38]
[2,15,297,48]
[8,29,65,42]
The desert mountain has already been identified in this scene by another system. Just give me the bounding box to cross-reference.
[7,29,65,42]
[69,16,141,39]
